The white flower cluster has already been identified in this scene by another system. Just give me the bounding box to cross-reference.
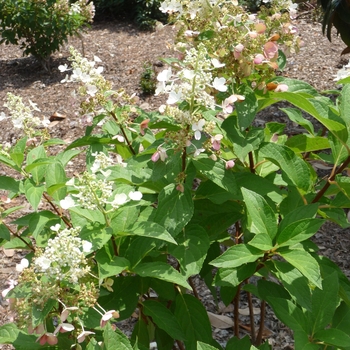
[0,93,50,131]
[59,48,104,97]
[156,43,219,109]
[33,226,91,284]
[60,152,142,210]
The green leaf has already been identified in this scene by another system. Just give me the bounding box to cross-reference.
[24,179,44,211]
[314,328,350,347]
[95,250,130,280]
[10,137,27,167]
[272,261,312,311]
[280,107,315,134]
[333,302,350,334]
[339,84,350,130]
[104,322,133,350]
[259,143,313,193]
[80,224,112,251]
[248,234,273,251]
[153,184,194,236]
[197,341,218,350]
[0,224,11,241]
[45,162,67,200]
[174,294,213,350]
[133,262,191,290]
[310,271,339,333]
[274,91,348,143]
[26,145,47,183]
[69,206,106,225]
[285,135,330,153]
[32,299,56,328]
[226,335,252,350]
[110,206,139,233]
[276,218,325,247]
[241,188,278,240]
[143,300,185,340]
[169,225,210,278]
[215,263,257,287]
[192,157,238,195]
[235,84,258,130]
[0,323,20,343]
[125,221,177,245]
[0,176,20,192]
[97,276,141,321]
[210,244,264,269]
[265,297,307,333]
[278,249,322,289]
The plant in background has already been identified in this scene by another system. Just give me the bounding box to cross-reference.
[3,1,350,350]
[140,61,157,95]
[0,0,95,70]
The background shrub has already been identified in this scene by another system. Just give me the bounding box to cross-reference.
[0,0,95,69]
[94,0,167,29]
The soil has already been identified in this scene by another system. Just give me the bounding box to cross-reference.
[1,7,350,350]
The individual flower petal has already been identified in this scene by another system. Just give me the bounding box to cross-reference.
[100,310,120,328]
[82,240,93,253]
[167,91,182,104]
[212,77,227,92]
[16,258,29,272]
[112,193,128,207]
[192,119,205,141]
[77,330,95,343]
[211,58,225,68]
[129,191,143,201]
[157,68,172,82]
[60,196,76,209]
[50,224,61,232]
[193,148,205,157]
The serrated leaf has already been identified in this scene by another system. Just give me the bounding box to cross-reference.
[310,272,339,333]
[95,251,130,280]
[259,143,313,193]
[314,328,350,347]
[104,323,133,350]
[0,323,20,343]
[133,262,191,289]
[0,176,20,192]
[24,179,44,211]
[241,187,277,240]
[192,157,238,194]
[279,249,322,289]
[280,107,315,134]
[272,261,312,311]
[45,162,67,200]
[153,184,193,236]
[169,225,210,278]
[210,244,264,269]
[174,294,213,350]
[26,146,47,183]
[197,341,219,350]
[215,263,257,287]
[248,234,273,251]
[285,135,330,153]
[276,218,325,247]
[143,300,185,340]
[125,221,177,245]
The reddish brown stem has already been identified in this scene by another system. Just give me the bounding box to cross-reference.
[312,155,350,203]
[233,283,241,337]
[247,288,256,343]
[3,222,35,252]
[176,340,185,350]
[43,193,72,228]
[255,300,266,346]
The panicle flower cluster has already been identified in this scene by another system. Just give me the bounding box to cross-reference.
[59,47,109,99]
[160,0,300,90]
[32,226,91,284]
[54,0,95,22]
[156,43,217,109]
[60,152,142,210]
[0,93,50,135]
